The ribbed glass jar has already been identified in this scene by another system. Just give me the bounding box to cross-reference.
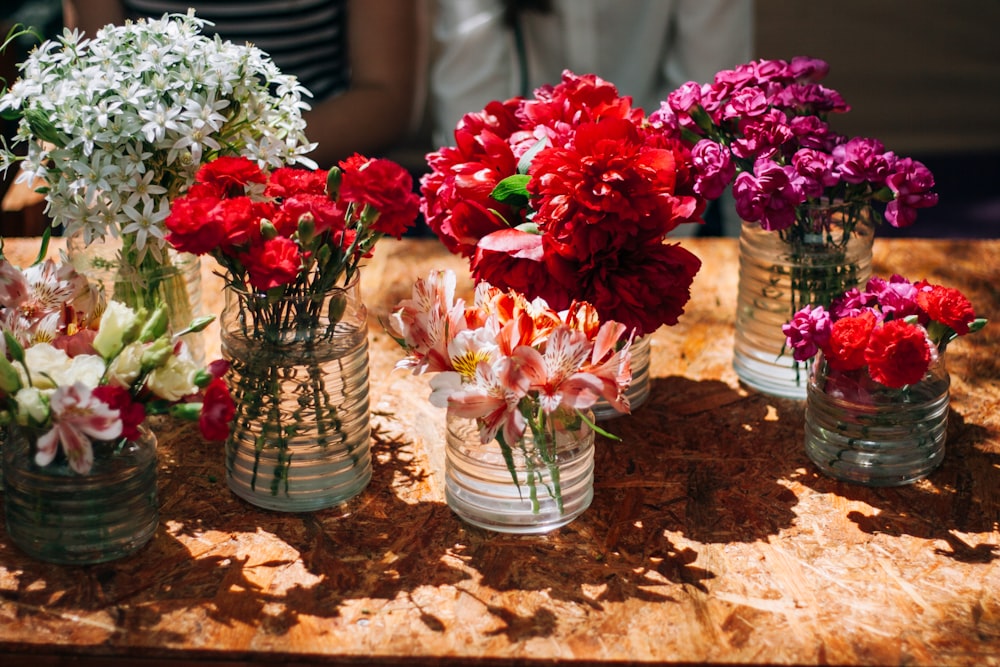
[221,276,372,511]
[591,335,650,421]
[66,233,205,360]
[733,205,874,399]
[804,354,950,486]
[3,425,158,564]
[445,407,595,534]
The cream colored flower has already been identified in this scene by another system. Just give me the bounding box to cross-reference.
[93,300,139,359]
[146,354,199,401]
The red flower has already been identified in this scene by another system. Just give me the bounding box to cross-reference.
[916,283,977,335]
[164,196,225,254]
[265,166,328,198]
[214,196,269,249]
[92,385,146,441]
[471,229,576,310]
[864,319,933,388]
[580,242,701,336]
[272,194,344,236]
[529,118,697,260]
[199,377,235,441]
[338,155,419,239]
[823,311,876,371]
[240,237,304,291]
[194,156,266,195]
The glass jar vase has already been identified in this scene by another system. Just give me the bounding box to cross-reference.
[3,425,159,564]
[66,233,205,360]
[804,354,950,486]
[733,204,874,399]
[445,407,595,534]
[221,276,372,512]
[591,335,650,421]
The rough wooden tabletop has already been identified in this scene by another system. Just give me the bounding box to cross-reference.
[0,236,997,666]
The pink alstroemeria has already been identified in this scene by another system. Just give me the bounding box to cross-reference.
[581,321,634,413]
[35,382,123,474]
[432,359,530,446]
[390,269,468,374]
[512,327,604,414]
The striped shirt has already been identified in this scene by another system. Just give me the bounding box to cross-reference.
[122,0,349,101]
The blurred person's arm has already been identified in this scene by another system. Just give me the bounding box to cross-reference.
[304,0,419,167]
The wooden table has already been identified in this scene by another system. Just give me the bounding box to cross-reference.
[1,236,998,666]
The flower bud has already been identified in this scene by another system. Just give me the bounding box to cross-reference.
[0,355,22,394]
[326,167,342,199]
[93,301,141,359]
[169,401,202,421]
[139,304,169,342]
[140,337,174,372]
[297,215,316,244]
[260,219,278,241]
[24,108,69,147]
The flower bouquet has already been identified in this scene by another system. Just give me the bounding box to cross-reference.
[0,252,235,563]
[651,56,939,397]
[783,275,986,485]
[0,11,315,344]
[389,268,632,533]
[165,153,419,511]
[420,70,706,417]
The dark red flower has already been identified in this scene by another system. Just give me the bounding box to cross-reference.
[199,377,236,441]
[578,242,701,336]
[824,311,876,371]
[864,319,933,388]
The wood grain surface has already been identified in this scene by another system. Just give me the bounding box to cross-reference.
[0,236,997,666]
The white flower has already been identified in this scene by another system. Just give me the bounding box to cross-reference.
[0,11,314,263]
[19,343,72,389]
[146,354,199,401]
[93,300,138,359]
[14,387,49,425]
[106,341,144,388]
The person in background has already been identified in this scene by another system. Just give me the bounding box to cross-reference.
[428,0,754,236]
[64,0,423,169]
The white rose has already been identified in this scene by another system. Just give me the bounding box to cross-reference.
[14,387,49,425]
[62,354,107,388]
[19,343,72,389]
[147,355,199,401]
[93,300,139,359]
[106,341,145,388]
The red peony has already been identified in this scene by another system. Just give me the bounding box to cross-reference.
[199,377,236,441]
[471,229,576,310]
[864,319,933,388]
[823,310,876,371]
[240,237,304,291]
[916,283,977,335]
[580,242,701,336]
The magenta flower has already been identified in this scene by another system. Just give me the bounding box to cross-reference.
[691,139,735,199]
[733,159,803,231]
[34,382,123,474]
[782,305,832,362]
[833,137,895,185]
[732,109,794,160]
[865,275,921,320]
[885,157,939,227]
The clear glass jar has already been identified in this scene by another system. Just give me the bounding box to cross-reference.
[3,425,158,564]
[445,407,595,534]
[591,335,650,421]
[221,276,372,511]
[804,354,950,486]
[733,204,874,399]
[65,233,205,361]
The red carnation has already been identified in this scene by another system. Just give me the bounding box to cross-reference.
[865,319,933,388]
[92,385,146,441]
[240,237,304,291]
[338,156,419,238]
[194,155,266,195]
[272,194,344,236]
[823,310,876,371]
[165,196,225,255]
[214,196,268,249]
[199,377,236,441]
[916,283,976,335]
[265,166,328,198]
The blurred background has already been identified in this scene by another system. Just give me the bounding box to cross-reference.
[2,0,997,239]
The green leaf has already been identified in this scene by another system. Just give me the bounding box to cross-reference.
[491,174,530,208]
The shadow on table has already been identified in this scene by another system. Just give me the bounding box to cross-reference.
[795,407,999,564]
